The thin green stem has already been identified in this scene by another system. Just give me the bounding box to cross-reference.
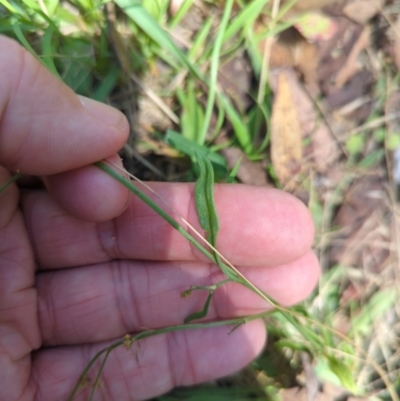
[66,344,123,401]
[66,311,273,400]
[88,348,113,401]
[95,162,217,261]
[198,0,234,145]
[95,161,278,304]
[0,172,21,194]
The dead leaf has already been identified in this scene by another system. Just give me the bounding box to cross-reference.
[294,11,338,42]
[385,90,400,185]
[317,18,363,94]
[329,175,388,270]
[218,52,252,113]
[335,26,370,88]
[301,352,319,401]
[343,0,383,25]
[281,0,344,12]
[325,70,374,110]
[280,387,308,401]
[270,69,338,173]
[106,3,132,76]
[385,90,400,135]
[221,147,268,186]
[270,70,303,189]
[267,28,320,95]
[215,132,269,186]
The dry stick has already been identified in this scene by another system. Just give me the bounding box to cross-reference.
[130,73,180,124]
[347,113,400,137]
[98,160,399,400]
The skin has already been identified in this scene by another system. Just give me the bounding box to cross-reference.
[0,35,320,401]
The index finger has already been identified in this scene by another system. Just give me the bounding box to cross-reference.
[24,182,314,268]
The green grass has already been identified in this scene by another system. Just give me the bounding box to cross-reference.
[2,0,400,400]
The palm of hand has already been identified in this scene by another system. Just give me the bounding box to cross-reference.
[0,36,319,401]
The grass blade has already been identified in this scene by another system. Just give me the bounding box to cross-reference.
[198,0,234,145]
[165,130,227,169]
[115,0,201,78]
[168,0,194,28]
[223,0,270,43]
[0,172,21,194]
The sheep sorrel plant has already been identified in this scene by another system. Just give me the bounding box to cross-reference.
[62,153,395,401]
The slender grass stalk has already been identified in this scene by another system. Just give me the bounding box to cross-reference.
[95,161,217,263]
[0,172,21,194]
[198,0,234,145]
[66,310,274,401]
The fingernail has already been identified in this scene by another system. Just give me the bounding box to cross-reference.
[78,96,129,131]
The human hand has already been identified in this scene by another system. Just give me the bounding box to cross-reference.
[0,35,320,401]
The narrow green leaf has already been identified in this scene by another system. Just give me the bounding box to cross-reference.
[223,0,270,43]
[198,0,234,145]
[184,291,213,324]
[189,17,213,60]
[12,23,40,58]
[44,0,59,16]
[115,0,201,78]
[42,26,61,78]
[195,152,238,281]
[165,130,226,169]
[178,80,204,143]
[0,172,21,194]
[327,356,358,393]
[92,66,120,101]
[195,151,219,245]
[95,162,219,265]
[227,157,242,183]
[169,0,194,28]
[0,0,18,13]
[218,94,253,153]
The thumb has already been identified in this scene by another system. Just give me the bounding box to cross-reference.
[0,36,129,176]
